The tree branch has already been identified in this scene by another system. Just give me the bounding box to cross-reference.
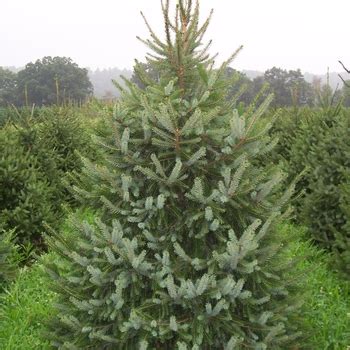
[339,60,350,74]
[338,73,350,88]
[338,60,350,87]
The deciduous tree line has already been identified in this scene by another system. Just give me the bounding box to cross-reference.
[0,56,93,107]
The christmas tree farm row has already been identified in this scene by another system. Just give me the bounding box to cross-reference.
[1,0,350,348]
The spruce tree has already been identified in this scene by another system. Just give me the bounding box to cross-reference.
[0,229,18,289]
[0,127,54,249]
[338,180,350,276]
[46,1,303,348]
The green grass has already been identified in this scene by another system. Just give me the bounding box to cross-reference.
[281,224,350,349]
[0,255,56,350]
[0,223,349,349]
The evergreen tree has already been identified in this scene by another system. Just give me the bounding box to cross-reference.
[13,106,94,215]
[339,180,350,276]
[0,127,54,249]
[34,107,93,208]
[46,1,303,348]
[0,229,18,289]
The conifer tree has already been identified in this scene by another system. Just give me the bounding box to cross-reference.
[46,1,303,348]
[338,180,350,276]
[0,127,54,248]
[0,229,18,289]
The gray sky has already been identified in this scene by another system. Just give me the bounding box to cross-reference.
[1,0,350,74]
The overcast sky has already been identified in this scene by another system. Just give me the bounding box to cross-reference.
[1,0,349,74]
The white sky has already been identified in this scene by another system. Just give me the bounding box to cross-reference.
[1,0,349,74]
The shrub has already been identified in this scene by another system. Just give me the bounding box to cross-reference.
[0,127,54,248]
[46,2,304,349]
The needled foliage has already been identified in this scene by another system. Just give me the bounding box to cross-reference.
[338,180,350,276]
[0,106,95,253]
[46,1,303,349]
[266,106,312,165]
[0,128,54,248]
[14,106,93,213]
[296,109,350,247]
[1,223,349,349]
[36,107,93,208]
[0,107,19,127]
[38,107,91,174]
[0,229,19,289]
[271,103,350,276]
